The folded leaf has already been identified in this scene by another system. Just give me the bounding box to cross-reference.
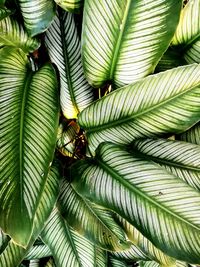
[0,16,40,53]
[19,0,56,36]
[54,0,83,13]
[78,64,200,153]
[58,179,130,251]
[41,208,108,267]
[0,47,59,247]
[130,138,200,190]
[45,10,94,119]
[82,0,182,87]
[72,142,200,263]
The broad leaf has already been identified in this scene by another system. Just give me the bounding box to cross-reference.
[0,16,40,53]
[0,163,60,266]
[78,64,200,153]
[82,0,182,88]
[172,0,200,64]
[112,245,149,262]
[25,244,51,260]
[115,216,175,266]
[72,142,200,263]
[54,0,83,13]
[41,208,108,267]
[0,47,59,247]
[18,0,56,36]
[130,138,200,190]
[178,123,200,145]
[58,179,130,251]
[45,9,94,119]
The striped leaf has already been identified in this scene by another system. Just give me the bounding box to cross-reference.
[115,217,176,266]
[0,163,60,267]
[139,261,160,267]
[109,257,128,267]
[57,179,130,251]
[172,0,200,64]
[71,142,200,263]
[25,244,51,260]
[0,7,11,20]
[54,0,83,13]
[130,138,200,190]
[41,208,108,267]
[82,0,182,88]
[178,123,200,145]
[78,64,200,153]
[0,16,40,53]
[112,245,149,262]
[29,259,39,267]
[45,10,94,119]
[19,0,56,36]
[0,47,59,247]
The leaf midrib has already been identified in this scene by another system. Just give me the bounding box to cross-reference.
[59,9,79,116]
[109,0,131,81]
[85,83,200,134]
[96,156,200,232]
[20,69,33,212]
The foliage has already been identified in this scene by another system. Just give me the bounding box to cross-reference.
[0,0,200,266]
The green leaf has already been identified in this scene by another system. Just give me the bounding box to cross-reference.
[114,216,175,266]
[0,7,11,20]
[29,259,40,267]
[178,123,200,145]
[78,64,200,153]
[54,0,83,13]
[71,142,200,263]
[58,179,130,251]
[130,138,200,190]
[0,47,59,247]
[0,163,60,266]
[0,230,10,254]
[19,0,56,36]
[172,0,200,64]
[109,257,129,267]
[139,261,160,267]
[25,244,51,260]
[0,16,40,53]
[41,208,108,267]
[45,9,94,119]
[82,0,182,88]
[112,245,149,262]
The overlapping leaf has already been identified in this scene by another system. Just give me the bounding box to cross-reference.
[109,257,128,267]
[18,0,56,36]
[54,0,83,13]
[45,10,94,119]
[0,7,11,20]
[41,208,108,267]
[0,16,40,52]
[0,47,59,247]
[57,179,130,251]
[71,142,200,263]
[82,0,182,87]
[178,123,200,145]
[78,64,200,153]
[130,138,200,190]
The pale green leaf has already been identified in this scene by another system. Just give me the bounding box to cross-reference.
[139,261,160,267]
[29,259,39,267]
[41,208,107,267]
[25,244,51,260]
[109,257,128,267]
[54,0,83,13]
[58,179,130,251]
[0,16,40,53]
[112,245,149,262]
[45,9,94,119]
[130,138,200,190]
[19,0,56,36]
[0,47,59,247]
[78,64,200,153]
[178,123,200,145]
[82,0,182,88]
[71,142,200,263]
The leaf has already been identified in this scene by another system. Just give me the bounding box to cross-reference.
[82,0,182,88]
[0,47,59,247]
[139,261,160,267]
[45,9,94,119]
[18,0,56,36]
[112,245,149,262]
[172,0,200,64]
[178,123,200,145]
[29,259,40,267]
[41,207,108,267]
[114,216,176,266]
[78,64,200,153]
[0,7,11,20]
[25,244,51,260]
[71,142,200,263]
[57,179,130,251]
[0,163,60,266]
[0,230,10,254]
[109,257,129,267]
[0,16,40,53]
[54,0,83,13]
[130,138,200,190]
